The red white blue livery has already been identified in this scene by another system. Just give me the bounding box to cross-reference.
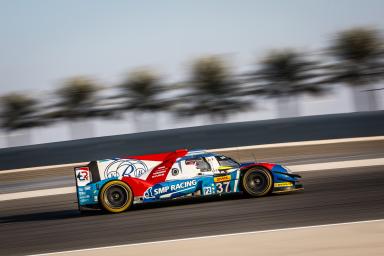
[74,149,303,213]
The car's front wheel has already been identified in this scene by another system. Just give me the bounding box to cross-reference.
[242,167,273,197]
[100,180,133,213]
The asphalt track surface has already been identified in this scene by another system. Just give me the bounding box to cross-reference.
[1,166,384,256]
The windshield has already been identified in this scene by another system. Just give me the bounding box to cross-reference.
[215,155,240,168]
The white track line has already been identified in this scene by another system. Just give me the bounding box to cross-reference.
[2,135,383,174]
[0,187,74,201]
[208,135,384,152]
[0,162,88,174]
[289,157,384,172]
[27,219,384,256]
[1,157,383,202]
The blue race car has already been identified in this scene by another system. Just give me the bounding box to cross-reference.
[74,149,303,213]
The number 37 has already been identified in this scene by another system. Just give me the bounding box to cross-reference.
[216,181,230,193]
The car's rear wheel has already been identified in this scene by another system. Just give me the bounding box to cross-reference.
[242,167,273,197]
[100,180,133,213]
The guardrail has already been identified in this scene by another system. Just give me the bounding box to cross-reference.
[1,111,383,170]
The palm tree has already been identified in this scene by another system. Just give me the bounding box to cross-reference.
[0,93,41,146]
[54,76,100,139]
[118,68,166,131]
[328,27,384,111]
[245,50,324,118]
[176,55,246,123]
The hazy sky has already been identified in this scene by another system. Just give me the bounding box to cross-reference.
[1,0,384,95]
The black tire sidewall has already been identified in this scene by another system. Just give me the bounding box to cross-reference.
[100,181,133,213]
[242,167,273,197]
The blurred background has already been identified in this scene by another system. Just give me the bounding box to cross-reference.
[1,0,384,148]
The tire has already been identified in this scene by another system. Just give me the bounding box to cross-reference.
[242,167,273,197]
[99,180,133,213]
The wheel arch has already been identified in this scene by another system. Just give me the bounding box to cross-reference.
[240,163,274,179]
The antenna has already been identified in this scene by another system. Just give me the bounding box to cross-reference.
[251,151,257,163]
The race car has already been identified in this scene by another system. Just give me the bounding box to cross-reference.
[74,149,303,213]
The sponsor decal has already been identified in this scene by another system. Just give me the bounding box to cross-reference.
[76,167,90,181]
[274,182,293,187]
[146,155,180,183]
[214,175,231,183]
[76,167,91,186]
[150,165,167,178]
[104,159,149,179]
[144,179,198,198]
[203,186,214,195]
